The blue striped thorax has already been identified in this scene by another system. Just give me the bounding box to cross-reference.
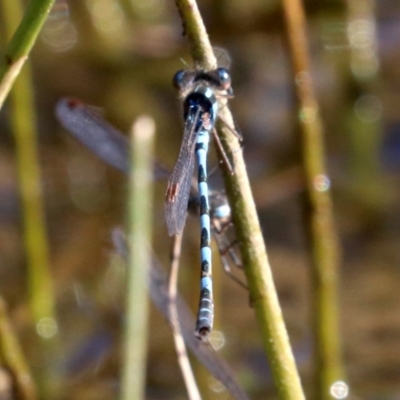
[184,86,218,131]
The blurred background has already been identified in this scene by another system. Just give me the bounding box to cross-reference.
[1,0,400,399]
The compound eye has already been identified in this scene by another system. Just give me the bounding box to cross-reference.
[173,70,186,89]
[216,67,231,90]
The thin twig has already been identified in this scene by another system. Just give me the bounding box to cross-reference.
[169,234,202,400]
[174,1,305,399]
[0,0,56,109]
[121,116,155,400]
[282,0,344,398]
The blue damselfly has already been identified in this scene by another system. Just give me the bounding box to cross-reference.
[166,67,236,338]
[55,98,248,399]
[56,92,243,339]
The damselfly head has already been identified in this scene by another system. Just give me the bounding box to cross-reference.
[173,68,232,96]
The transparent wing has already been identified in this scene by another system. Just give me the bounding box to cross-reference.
[213,46,232,69]
[165,109,200,236]
[55,97,169,181]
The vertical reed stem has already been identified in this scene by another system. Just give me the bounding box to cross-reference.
[282,0,345,398]
[345,0,386,214]
[121,116,155,400]
[1,0,57,331]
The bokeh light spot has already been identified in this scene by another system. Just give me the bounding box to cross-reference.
[330,380,349,399]
[36,317,58,339]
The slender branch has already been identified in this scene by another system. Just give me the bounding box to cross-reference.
[121,116,155,400]
[282,0,345,398]
[169,234,201,400]
[174,1,305,399]
[0,0,56,109]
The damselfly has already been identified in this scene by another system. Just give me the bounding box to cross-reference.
[55,98,248,399]
[55,93,243,339]
[166,67,237,338]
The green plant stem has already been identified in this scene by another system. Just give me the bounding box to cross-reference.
[121,116,154,400]
[345,0,387,212]
[0,296,37,400]
[12,69,57,328]
[0,0,56,110]
[282,0,344,398]
[174,1,305,399]
[1,0,56,329]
